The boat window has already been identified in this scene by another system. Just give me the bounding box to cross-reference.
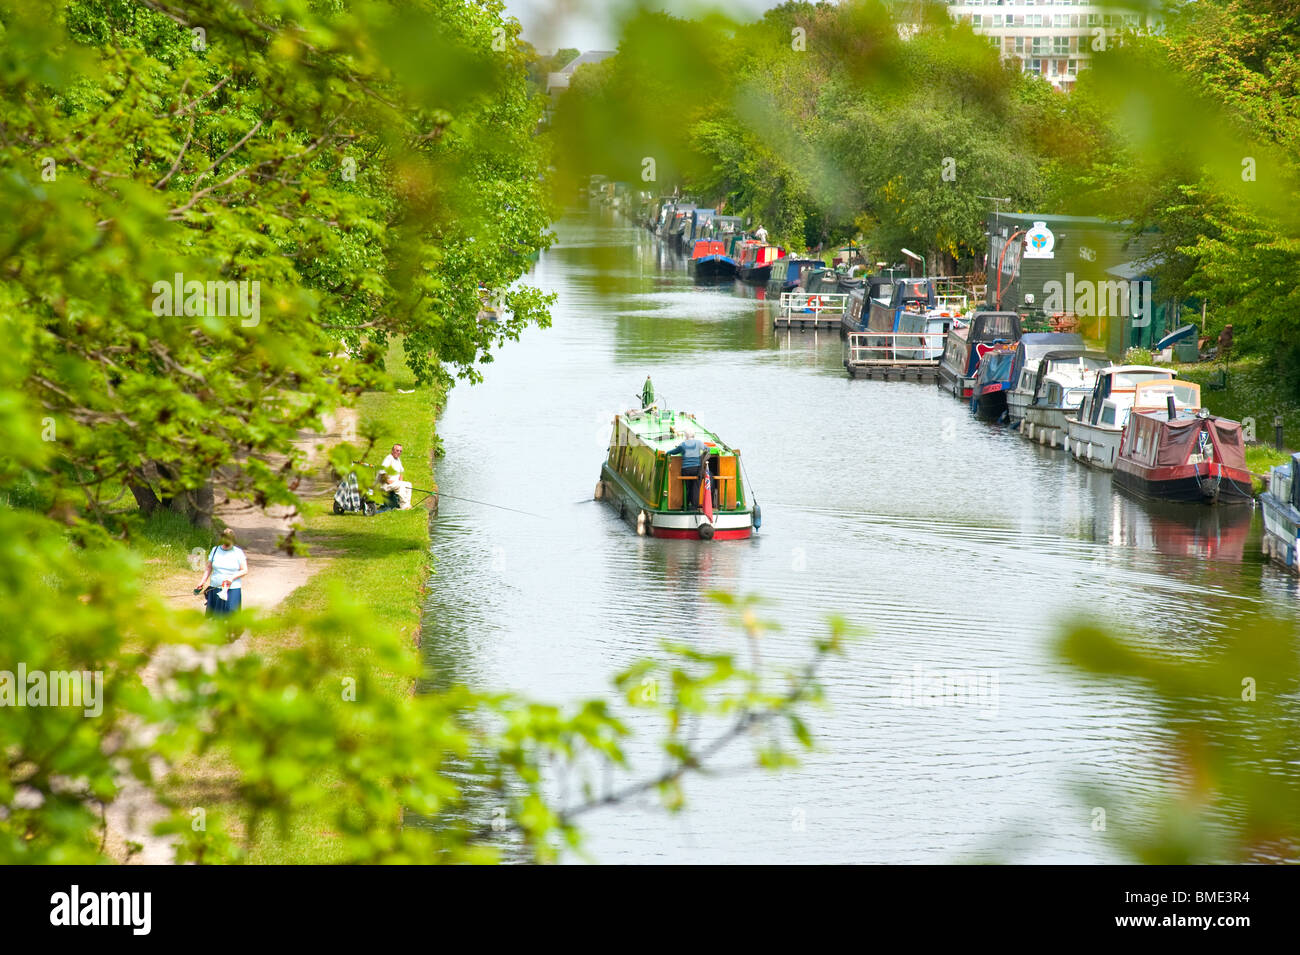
[1101,406,1116,425]
[1112,370,1170,389]
[1170,382,1200,407]
[978,315,1016,339]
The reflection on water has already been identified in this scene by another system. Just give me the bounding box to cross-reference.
[419,207,1298,863]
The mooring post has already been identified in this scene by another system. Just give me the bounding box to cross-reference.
[1276,414,1285,452]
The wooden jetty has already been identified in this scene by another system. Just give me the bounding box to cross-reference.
[844,331,941,381]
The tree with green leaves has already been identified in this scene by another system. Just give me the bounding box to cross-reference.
[1,0,555,527]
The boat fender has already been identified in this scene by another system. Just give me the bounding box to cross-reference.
[697,519,715,541]
[637,510,647,536]
[753,502,762,530]
[594,481,604,501]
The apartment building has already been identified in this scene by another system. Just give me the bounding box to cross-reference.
[946,2,1154,92]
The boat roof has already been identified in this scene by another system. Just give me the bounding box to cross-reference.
[1042,349,1111,364]
[1012,333,1086,379]
[618,409,734,453]
[1101,364,1173,377]
[1133,378,1201,408]
[1017,332,1085,352]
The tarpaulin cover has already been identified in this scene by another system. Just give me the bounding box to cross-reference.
[1156,418,1200,467]
[977,350,1015,387]
[1212,419,1247,469]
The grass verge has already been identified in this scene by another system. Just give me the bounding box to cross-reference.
[1176,357,1300,450]
[239,379,445,862]
[153,339,447,863]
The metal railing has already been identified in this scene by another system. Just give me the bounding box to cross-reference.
[845,331,945,365]
[779,292,849,316]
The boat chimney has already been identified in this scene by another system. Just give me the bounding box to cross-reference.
[1167,395,1177,421]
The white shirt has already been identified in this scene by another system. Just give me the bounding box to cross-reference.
[755,228,768,242]
[210,546,246,590]
[380,453,404,477]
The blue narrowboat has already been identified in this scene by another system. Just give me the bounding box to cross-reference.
[865,278,936,334]
[1262,453,1300,572]
[937,311,1023,399]
[768,257,825,294]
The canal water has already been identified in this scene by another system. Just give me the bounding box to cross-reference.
[420,206,1299,863]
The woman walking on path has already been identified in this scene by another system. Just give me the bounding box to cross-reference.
[195,528,248,615]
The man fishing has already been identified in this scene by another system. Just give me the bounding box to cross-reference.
[378,443,413,509]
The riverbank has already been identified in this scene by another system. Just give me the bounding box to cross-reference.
[1175,357,1297,485]
[113,353,446,864]
[239,378,443,863]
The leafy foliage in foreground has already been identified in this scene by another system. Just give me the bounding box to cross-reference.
[2,544,850,863]
[1060,616,1300,863]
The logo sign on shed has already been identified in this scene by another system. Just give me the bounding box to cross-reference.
[1023,221,1055,259]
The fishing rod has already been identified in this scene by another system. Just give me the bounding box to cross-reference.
[429,490,545,520]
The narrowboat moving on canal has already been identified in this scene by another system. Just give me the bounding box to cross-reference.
[1020,350,1112,448]
[596,407,758,540]
[1066,370,1187,471]
[937,310,1023,398]
[1113,405,1253,505]
[1004,333,1087,425]
[1261,453,1300,571]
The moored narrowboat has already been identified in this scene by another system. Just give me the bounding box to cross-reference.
[937,310,1022,398]
[1020,351,1112,448]
[768,257,824,295]
[840,276,894,334]
[1004,333,1087,425]
[666,203,697,248]
[688,239,738,279]
[970,343,1017,418]
[1067,370,1187,471]
[736,240,784,283]
[1261,453,1300,571]
[597,407,758,540]
[1113,407,1253,505]
[866,278,935,335]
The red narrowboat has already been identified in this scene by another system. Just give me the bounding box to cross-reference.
[1113,405,1253,505]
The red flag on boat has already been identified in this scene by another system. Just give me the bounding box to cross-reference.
[701,465,713,522]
